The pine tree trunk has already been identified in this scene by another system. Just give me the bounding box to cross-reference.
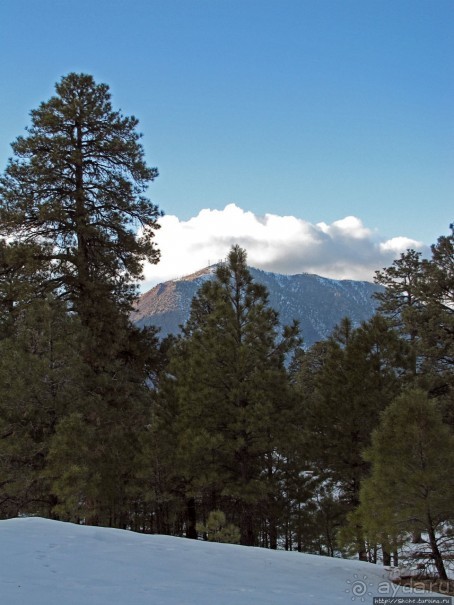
[240,505,255,546]
[392,549,399,566]
[284,520,290,551]
[427,519,448,580]
[383,548,391,566]
[185,497,198,539]
[269,519,277,550]
[358,544,368,561]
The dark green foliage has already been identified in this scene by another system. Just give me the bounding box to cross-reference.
[374,249,424,328]
[0,298,83,517]
[0,240,51,334]
[149,246,301,545]
[0,72,161,320]
[45,322,162,526]
[0,73,162,526]
[295,315,412,558]
[417,233,454,392]
[357,389,454,579]
[374,231,454,422]
[308,315,410,496]
[196,510,241,544]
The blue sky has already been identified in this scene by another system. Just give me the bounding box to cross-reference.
[1,0,453,285]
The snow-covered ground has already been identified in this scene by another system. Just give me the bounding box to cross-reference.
[0,517,445,605]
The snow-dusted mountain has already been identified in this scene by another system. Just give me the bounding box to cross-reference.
[133,266,382,345]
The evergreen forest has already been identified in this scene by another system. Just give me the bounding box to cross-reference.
[0,74,453,580]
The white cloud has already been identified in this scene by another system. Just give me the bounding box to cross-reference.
[141,204,426,290]
[379,236,422,254]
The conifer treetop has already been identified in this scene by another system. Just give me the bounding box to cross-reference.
[0,72,161,311]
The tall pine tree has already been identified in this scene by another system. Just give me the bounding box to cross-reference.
[374,230,454,424]
[298,315,411,559]
[358,389,454,580]
[155,246,300,546]
[0,74,162,524]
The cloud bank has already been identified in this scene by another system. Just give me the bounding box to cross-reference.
[142,204,426,290]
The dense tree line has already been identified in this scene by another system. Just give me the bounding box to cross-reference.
[0,74,452,579]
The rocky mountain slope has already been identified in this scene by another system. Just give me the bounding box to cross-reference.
[132,266,382,346]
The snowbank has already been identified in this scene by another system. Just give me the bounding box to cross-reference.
[0,517,443,605]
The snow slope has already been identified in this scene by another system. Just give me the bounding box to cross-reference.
[0,518,442,605]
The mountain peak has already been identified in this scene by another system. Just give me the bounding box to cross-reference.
[133,267,381,346]
[178,264,218,282]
